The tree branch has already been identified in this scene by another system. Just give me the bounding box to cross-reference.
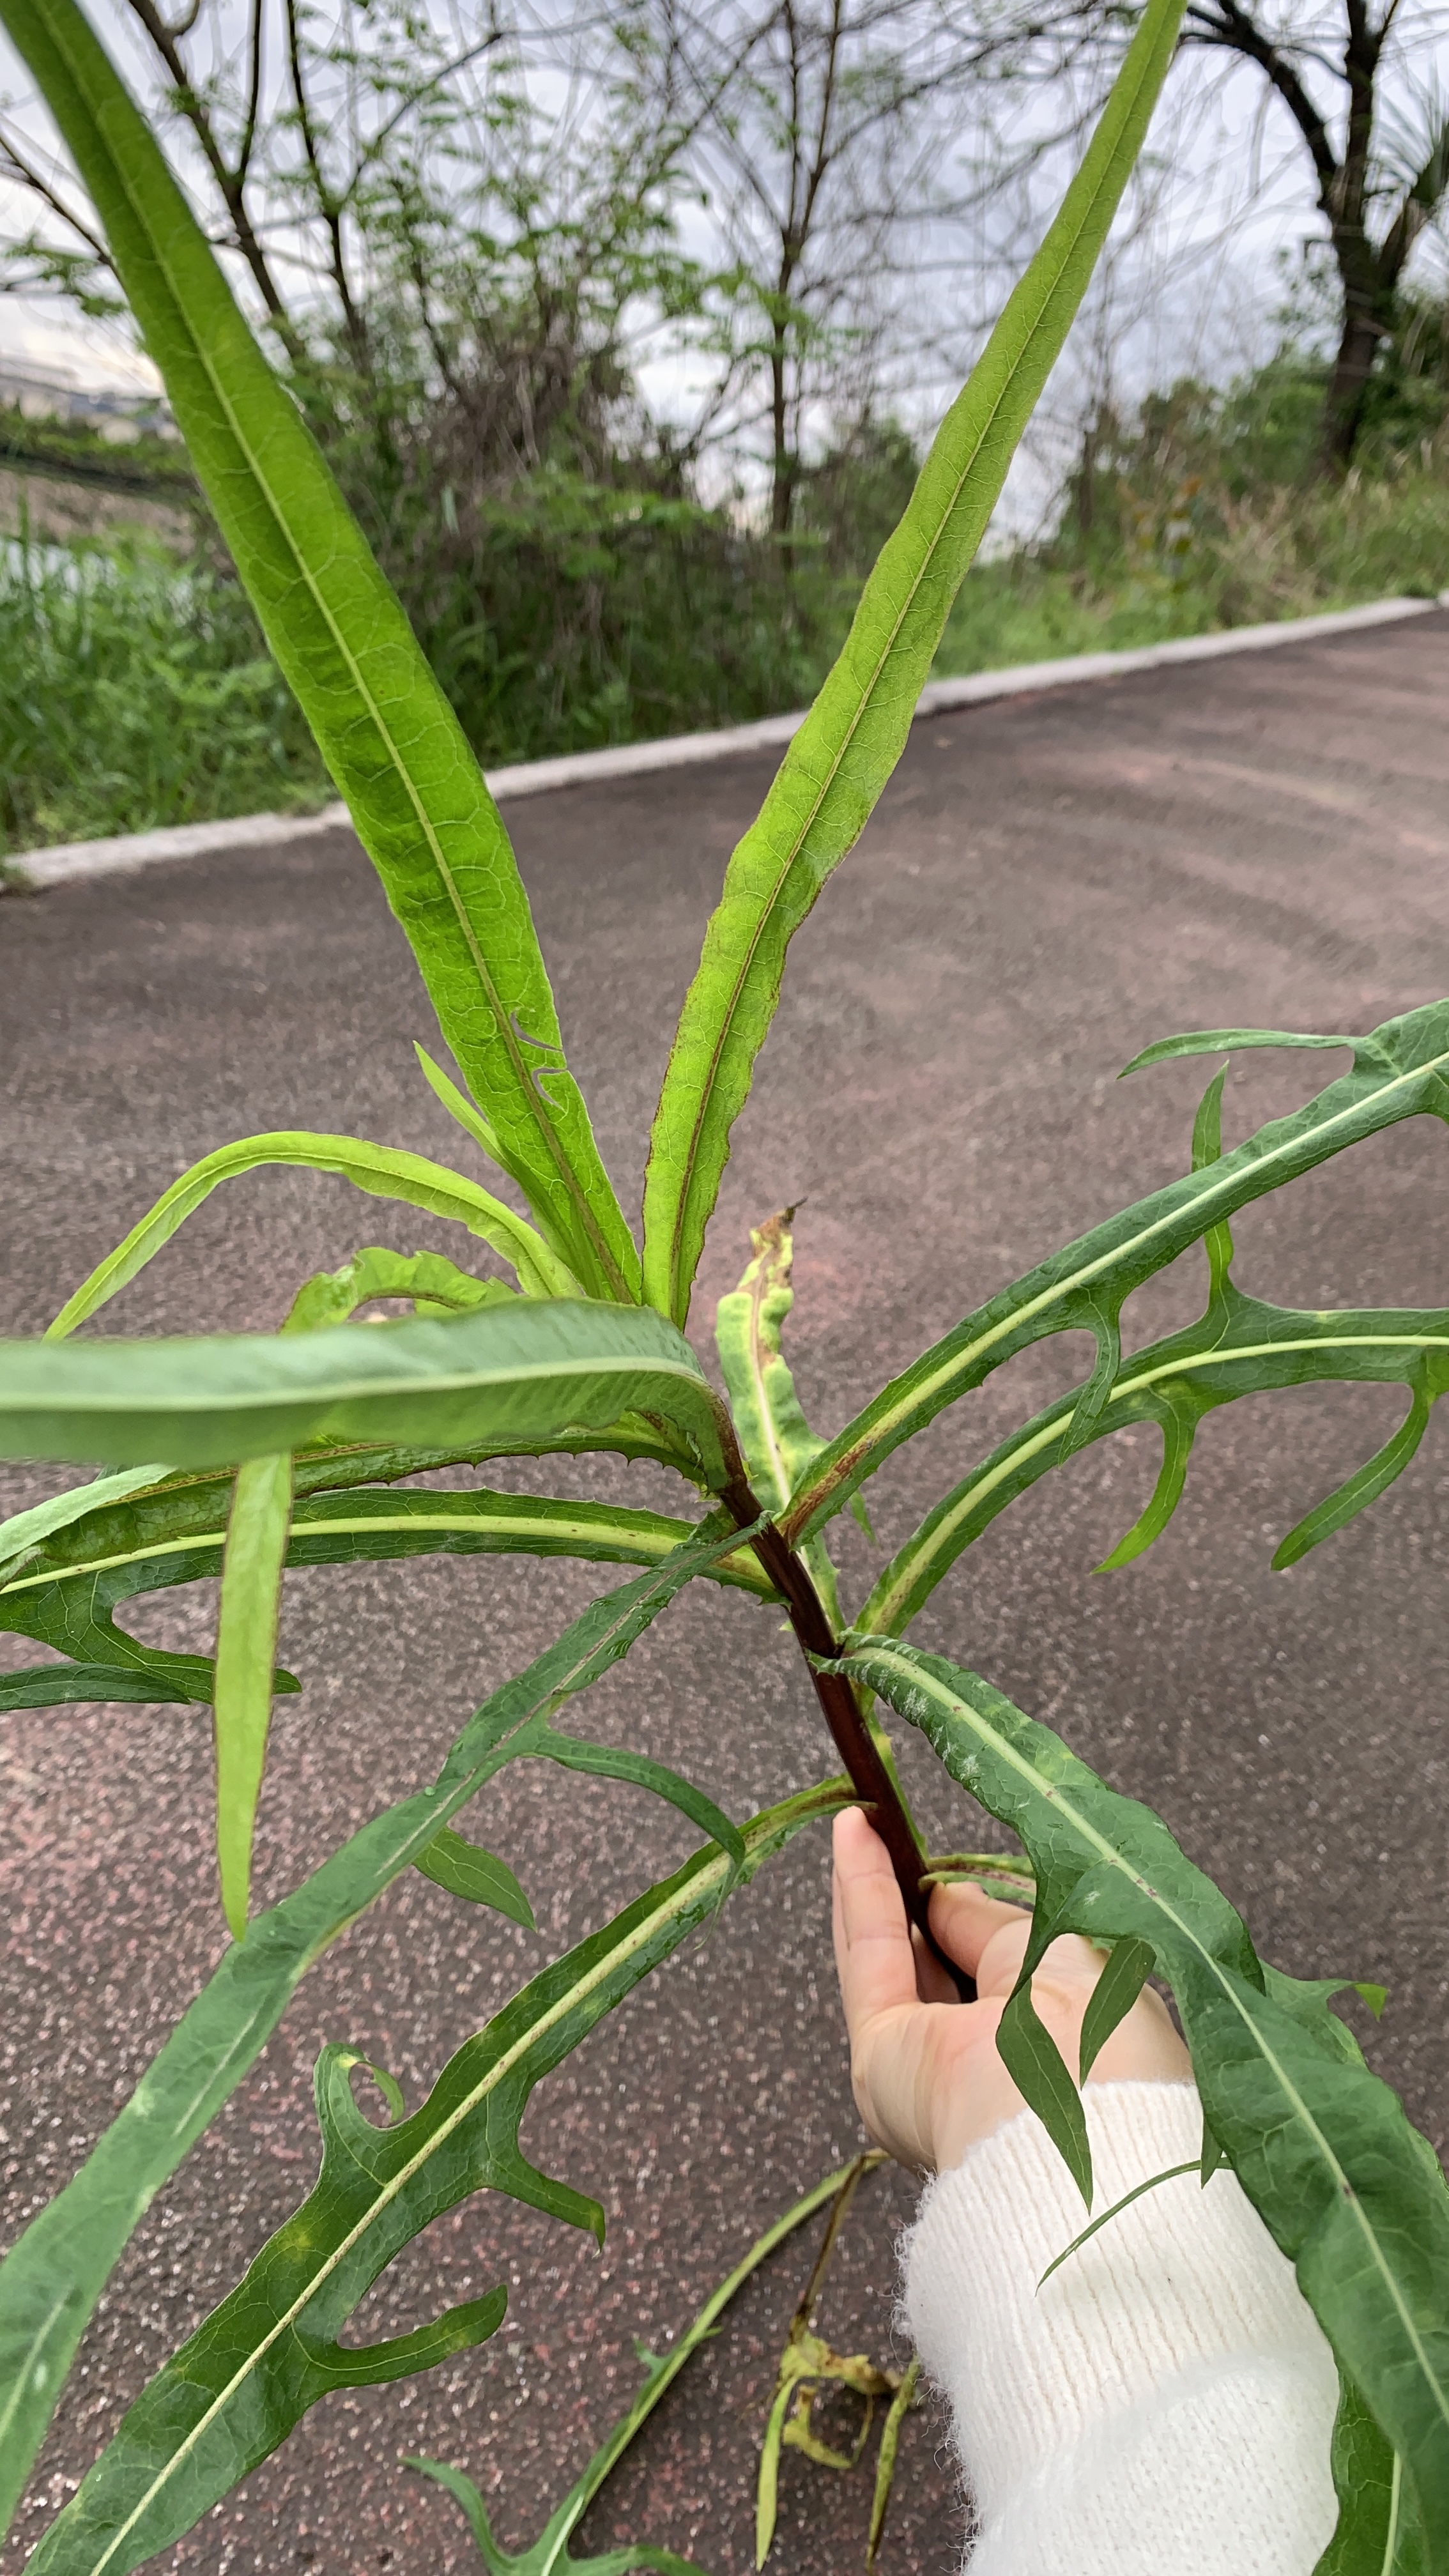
[119,0,300,345]
[1184,0,1340,196]
[0,123,114,267]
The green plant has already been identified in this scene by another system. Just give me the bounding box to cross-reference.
[406,2154,905,2575]
[0,528,328,855]
[1,2,1446,2571]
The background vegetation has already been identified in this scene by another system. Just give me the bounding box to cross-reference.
[1,0,1447,856]
[3,325,1448,857]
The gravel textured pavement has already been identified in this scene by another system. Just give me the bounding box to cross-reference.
[4,613,1449,2576]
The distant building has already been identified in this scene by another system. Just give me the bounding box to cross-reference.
[0,358,176,441]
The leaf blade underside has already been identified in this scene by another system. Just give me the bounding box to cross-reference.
[0,1301,732,1486]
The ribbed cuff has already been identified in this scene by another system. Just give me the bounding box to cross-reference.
[901,2082,1339,2573]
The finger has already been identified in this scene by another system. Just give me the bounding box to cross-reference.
[928,1876,1032,1981]
[832,1807,918,2035]
[911,1922,965,2006]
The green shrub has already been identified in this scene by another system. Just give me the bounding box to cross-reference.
[0,533,326,852]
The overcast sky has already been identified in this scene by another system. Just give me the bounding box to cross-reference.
[1,0,1446,532]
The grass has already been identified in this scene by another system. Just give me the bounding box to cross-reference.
[4,390,1448,862]
[0,535,327,857]
[939,441,1449,675]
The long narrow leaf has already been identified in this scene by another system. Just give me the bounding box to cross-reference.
[47,1133,576,1339]
[0,1664,200,1712]
[212,1453,293,1938]
[0,1464,171,1585]
[788,1003,1449,1547]
[1,0,638,1305]
[0,1521,786,2533]
[0,1526,297,1705]
[640,0,1188,1328]
[0,1301,734,1485]
[0,1489,775,1717]
[22,1787,838,2576]
[832,1637,1449,2563]
[0,1429,691,1607]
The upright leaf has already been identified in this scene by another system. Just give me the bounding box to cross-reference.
[1,0,638,1303]
[640,0,1189,1326]
[715,1210,843,1625]
[212,1452,294,1938]
[832,1637,1449,2561]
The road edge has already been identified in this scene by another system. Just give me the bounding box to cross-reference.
[8,593,1443,894]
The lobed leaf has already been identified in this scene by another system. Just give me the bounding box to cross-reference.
[0,1487,774,1692]
[0,1519,775,2532]
[640,0,1190,1328]
[0,1476,777,1717]
[408,2161,869,2576]
[26,1790,841,2575]
[1,0,638,1304]
[794,999,1449,1554]
[832,1637,1449,2558]
[46,1133,577,1340]
[855,1280,1449,1640]
[0,1528,297,1708]
[0,1464,172,1586]
[0,1425,695,1611]
[0,1301,735,1485]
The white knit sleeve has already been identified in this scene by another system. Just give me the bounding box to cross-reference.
[900,2081,1340,2576]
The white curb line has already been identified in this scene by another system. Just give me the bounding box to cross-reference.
[9,593,1442,893]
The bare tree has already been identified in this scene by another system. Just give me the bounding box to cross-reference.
[1184,0,1449,470]
[646,0,1095,552]
[0,2,697,459]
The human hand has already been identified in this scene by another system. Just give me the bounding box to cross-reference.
[832,1805,1192,2172]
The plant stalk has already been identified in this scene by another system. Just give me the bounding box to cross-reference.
[723,1478,974,2000]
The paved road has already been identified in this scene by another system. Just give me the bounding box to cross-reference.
[4,615,1449,2576]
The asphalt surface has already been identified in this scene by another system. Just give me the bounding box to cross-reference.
[4,613,1449,2576]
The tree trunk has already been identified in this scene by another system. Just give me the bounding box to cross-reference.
[1318,241,1390,476]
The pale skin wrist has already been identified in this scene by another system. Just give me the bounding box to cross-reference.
[831,1805,1192,2173]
